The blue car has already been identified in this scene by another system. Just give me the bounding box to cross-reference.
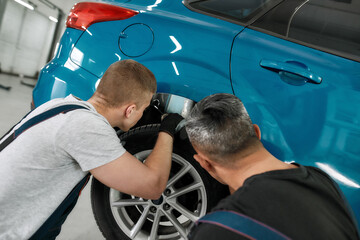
[33,0,360,239]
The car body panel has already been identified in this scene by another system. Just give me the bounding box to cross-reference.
[34,1,241,106]
[231,29,360,220]
[70,1,241,102]
[32,0,360,229]
[32,28,100,106]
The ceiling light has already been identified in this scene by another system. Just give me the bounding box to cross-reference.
[49,16,58,23]
[13,0,34,10]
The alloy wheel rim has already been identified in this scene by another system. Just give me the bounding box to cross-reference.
[109,150,207,239]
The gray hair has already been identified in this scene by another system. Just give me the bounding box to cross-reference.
[185,93,260,163]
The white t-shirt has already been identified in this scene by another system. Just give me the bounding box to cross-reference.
[0,95,126,239]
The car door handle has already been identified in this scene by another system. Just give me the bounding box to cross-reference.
[260,59,322,84]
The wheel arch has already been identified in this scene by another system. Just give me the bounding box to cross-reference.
[134,92,196,128]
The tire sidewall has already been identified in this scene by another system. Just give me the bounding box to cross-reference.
[91,125,229,240]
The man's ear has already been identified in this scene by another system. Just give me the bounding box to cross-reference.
[125,104,136,118]
[253,124,261,140]
[193,153,214,173]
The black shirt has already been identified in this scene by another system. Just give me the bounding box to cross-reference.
[189,164,359,240]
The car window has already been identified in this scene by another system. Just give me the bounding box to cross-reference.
[252,0,360,61]
[185,0,281,24]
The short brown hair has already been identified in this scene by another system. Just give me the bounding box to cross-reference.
[95,60,156,107]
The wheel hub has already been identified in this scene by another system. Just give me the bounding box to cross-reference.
[151,195,164,205]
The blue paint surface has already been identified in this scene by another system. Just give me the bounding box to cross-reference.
[33,0,360,229]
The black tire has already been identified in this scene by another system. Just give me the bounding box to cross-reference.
[91,124,229,240]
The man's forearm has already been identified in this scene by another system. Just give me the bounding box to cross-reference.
[144,132,174,195]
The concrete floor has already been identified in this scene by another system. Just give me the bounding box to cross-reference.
[0,74,105,240]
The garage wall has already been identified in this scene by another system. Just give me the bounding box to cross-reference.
[0,0,6,31]
[0,0,56,78]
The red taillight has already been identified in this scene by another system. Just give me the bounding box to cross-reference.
[66,2,138,31]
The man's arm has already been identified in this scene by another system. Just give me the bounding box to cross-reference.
[90,132,173,199]
[90,114,183,200]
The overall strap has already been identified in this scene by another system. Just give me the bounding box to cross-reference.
[29,173,91,240]
[197,211,290,240]
[0,104,88,152]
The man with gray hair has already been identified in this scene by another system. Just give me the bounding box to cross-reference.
[186,93,359,240]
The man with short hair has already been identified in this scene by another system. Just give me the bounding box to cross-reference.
[186,93,359,240]
[0,60,182,239]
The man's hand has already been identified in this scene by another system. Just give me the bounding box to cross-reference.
[159,113,184,138]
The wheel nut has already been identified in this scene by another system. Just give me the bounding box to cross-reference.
[150,206,157,213]
[163,203,170,211]
[164,189,171,196]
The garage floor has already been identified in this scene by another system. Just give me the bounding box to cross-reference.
[0,74,105,240]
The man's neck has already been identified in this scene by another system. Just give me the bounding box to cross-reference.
[219,148,297,194]
[88,97,105,113]
[87,97,117,127]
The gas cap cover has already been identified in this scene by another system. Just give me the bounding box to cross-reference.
[119,23,154,57]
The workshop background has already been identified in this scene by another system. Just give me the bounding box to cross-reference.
[0,0,104,239]
[2,0,360,239]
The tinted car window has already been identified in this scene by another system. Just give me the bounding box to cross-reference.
[252,0,360,61]
[186,0,280,24]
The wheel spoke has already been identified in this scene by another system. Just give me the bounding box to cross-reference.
[167,182,203,200]
[167,201,200,222]
[130,205,150,238]
[111,198,148,208]
[148,209,162,240]
[107,148,209,240]
[163,209,188,239]
[167,164,192,188]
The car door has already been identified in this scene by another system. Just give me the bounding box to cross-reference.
[230,0,360,226]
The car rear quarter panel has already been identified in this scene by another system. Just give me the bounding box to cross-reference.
[32,28,99,106]
[69,0,241,102]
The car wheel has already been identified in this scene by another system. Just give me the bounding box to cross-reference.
[91,124,229,240]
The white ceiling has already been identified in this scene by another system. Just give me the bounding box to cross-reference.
[35,0,78,14]
[25,0,95,19]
